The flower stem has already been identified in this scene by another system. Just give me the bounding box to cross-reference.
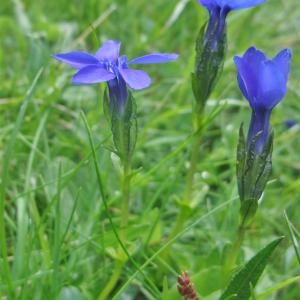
[161,117,203,263]
[184,134,202,204]
[97,160,132,300]
[169,114,204,237]
[120,160,131,241]
[222,218,247,285]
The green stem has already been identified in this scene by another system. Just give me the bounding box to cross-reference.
[120,161,131,241]
[222,200,258,283]
[97,161,132,300]
[82,113,156,298]
[184,134,202,204]
[169,114,203,240]
[161,116,203,259]
[222,219,247,285]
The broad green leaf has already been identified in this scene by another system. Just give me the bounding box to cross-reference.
[219,237,284,300]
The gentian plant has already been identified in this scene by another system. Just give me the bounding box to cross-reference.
[53,40,178,299]
[53,40,178,162]
[234,47,292,224]
[172,0,267,243]
[221,46,291,295]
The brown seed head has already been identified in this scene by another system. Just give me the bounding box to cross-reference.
[177,271,199,300]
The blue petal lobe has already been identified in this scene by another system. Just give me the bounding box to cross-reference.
[234,55,258,107]
[273,49,292,82]
[72,66,115,85]
[53,52,99,69]
[234,47,267,107]
[242,46,266,63]
[257,61,287,109]
[129,53,178,64]
[95,40,121,61]
[119,68,151,90]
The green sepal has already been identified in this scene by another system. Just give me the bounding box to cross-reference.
[236,125,273,224]
[103,88,137,164]
[219,237,283,300]
[192,22,227,115]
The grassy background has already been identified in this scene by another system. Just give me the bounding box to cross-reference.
[0,0,300,299]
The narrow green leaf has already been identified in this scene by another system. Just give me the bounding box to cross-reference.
[256,276,300,299]
[220,237,284,300]
[284,210,300,265]
[0,68,44,297]
[161,277,169,300]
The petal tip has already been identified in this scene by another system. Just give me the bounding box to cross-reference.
[281,48,293,59]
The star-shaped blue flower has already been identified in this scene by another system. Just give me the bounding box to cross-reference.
[53,40,178,88]
[234,47,292,152]
[53,40,178,112]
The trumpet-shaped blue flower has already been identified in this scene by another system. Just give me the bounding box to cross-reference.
[53,40,178,112]
[234,47,292,153]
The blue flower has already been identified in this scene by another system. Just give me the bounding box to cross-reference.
[53,40,178,112]
[234,47,292,153]
[197,0,266,48]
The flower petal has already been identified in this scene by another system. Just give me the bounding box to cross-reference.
[234,47,267,106]
[272,49,292,82]
[235,47,291,112]
[129,53,179,65]
[234,55,259,106]
[119,68,151,90]
[53,52,99,69]
[242,46,266,65]
[257,61,287,109]
[95,40,121,61]
[72,66,115,85]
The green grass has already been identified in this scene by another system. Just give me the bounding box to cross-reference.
[1,0,300,299]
